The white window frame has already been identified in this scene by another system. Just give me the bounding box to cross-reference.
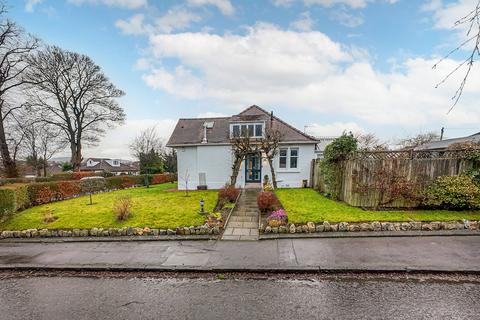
[229,122,265,138]
[277,146,300,171]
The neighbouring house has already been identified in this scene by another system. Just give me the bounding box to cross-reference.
[414,132,480,151]
[80,158,140,176]
[167,105,320,190]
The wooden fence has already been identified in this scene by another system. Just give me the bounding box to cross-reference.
[312,150,476,208]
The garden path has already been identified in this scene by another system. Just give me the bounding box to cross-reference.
[222,189,260,241]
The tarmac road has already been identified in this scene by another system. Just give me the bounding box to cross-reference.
[0,272,479,320]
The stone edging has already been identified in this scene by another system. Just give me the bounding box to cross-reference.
[261,220,480,234]
[0,225,221,240]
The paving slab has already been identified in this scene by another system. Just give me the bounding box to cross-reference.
[1,236,480,272]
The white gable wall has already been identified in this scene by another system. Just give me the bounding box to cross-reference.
[175,143,316,190]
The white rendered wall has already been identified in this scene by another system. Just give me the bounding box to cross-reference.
[175,143,316,190]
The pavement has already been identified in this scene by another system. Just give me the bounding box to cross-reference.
[1,273,479,320]
[1,235,479,272]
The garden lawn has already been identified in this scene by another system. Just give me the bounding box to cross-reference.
[275,188,480,224]
[0,183,218,230]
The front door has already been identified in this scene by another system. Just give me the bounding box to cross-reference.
[245,153,261,183]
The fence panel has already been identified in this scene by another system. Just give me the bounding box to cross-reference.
[312,150,475,208]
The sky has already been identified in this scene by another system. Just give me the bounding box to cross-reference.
[9,0,480,159]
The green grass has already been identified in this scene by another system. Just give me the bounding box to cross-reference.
[275,188,480,224]
[0,183,218,230]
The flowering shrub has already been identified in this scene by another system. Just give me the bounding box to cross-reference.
[424,175,480,210]
[257,191,280,213]
[219,184,240,202]
[267,209,288,227]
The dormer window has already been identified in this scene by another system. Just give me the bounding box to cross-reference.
[230,123,264,138]
[113,160,119,166]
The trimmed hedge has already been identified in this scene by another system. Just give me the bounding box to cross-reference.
[0,184,30,216]
[0,173,177,217]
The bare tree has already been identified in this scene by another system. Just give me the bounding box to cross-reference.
[19,112,66,176]
[397,132,440,150]
[0,4,39,177]
[259,127,282,188]
[129,125,164,159]
[356,133,389,151]
[434,0,480,111]
[229,134,260,186]
[228,127,283,188]
[25,46,125,171]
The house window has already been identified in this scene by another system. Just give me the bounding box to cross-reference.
[255,124,263,137]
[232,125,240,137]
[278,147,299,170]
[230,123,264,138]
[241,124,248,136]
[248,124,254,137]
[290,148,298,169]
[279,149,287,168]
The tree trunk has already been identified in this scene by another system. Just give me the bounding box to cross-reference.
[267,157,277,189]
[230,155,243,186]
[0,109,18,178]
[70,141,82,171]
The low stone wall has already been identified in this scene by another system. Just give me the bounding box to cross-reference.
[0,225,221,239]
[261,220,480,234]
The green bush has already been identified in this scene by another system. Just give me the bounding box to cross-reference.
[80,178,107,194]
[321,132,358,198]
[0,184,31,217]
[424,175,480,210]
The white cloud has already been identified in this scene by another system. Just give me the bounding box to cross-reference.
[115,8,201,35]
[83,119,176,159]
[306,122,365,136]
[139,23,480,130]
[115,13,149,35]
[197,111,228,118]
[290,12,315,31]
[272,0,296,7]
[331,10,364,27]
[25,0,43,12]
[304,0,399,8]
[187,0,235,16]
[134,57,152,70]
[67,0,147,9]
[156,7,202,33]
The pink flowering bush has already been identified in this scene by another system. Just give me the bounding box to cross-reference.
[267,209,288,227]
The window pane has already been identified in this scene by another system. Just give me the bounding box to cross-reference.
[290,157,297,168]
[255,124,262,137]
[248,124,254,137]
[279,148,287,168]
[232,125,240,137]
[279,157,286,168]
[241,125,247,136]
[290,149,298,157]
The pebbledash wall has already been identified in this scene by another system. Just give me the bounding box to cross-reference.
[176,143,316,190]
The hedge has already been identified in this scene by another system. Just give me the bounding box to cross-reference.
[0,184,30,216]
[0,173,177,217]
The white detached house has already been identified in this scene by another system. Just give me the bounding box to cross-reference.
[167,105,319,190]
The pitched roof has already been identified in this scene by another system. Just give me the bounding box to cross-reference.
[80,158,139,172]
[167,105,318,147]
[414,132,480,151]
